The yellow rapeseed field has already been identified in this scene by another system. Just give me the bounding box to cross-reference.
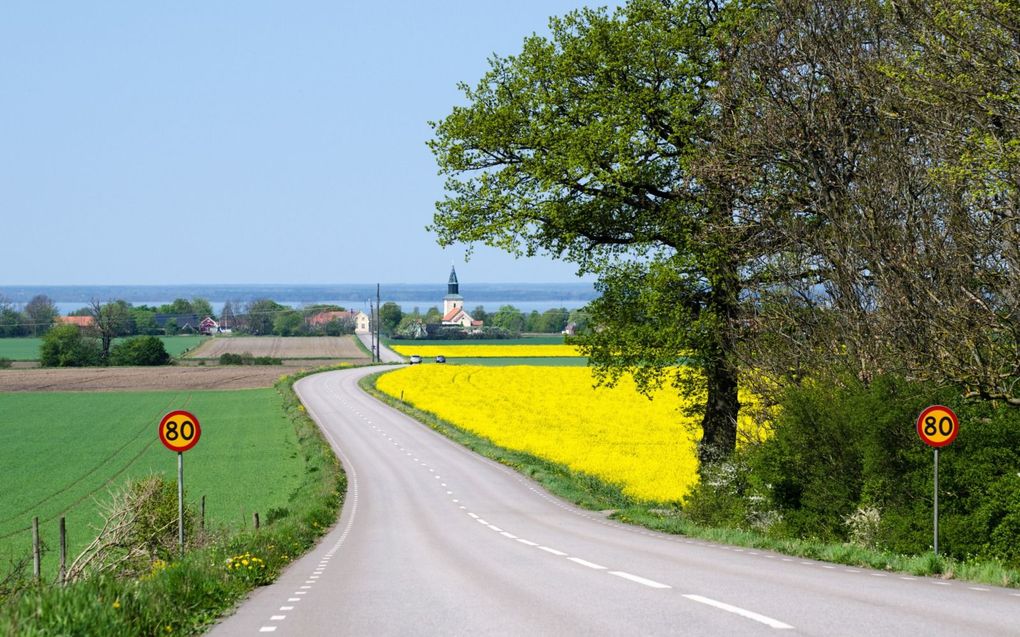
[389,344,582,358]
[376,365,758,502]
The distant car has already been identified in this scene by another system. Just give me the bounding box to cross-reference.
[409,355,422,365]
[435,355,446,363]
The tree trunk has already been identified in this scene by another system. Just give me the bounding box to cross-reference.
[699,355,739,465]
[699,255,741,466]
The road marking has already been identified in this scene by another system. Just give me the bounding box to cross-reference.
[259,628,277,633]
[488,525,504,532]
[899,576,915,580]
[446,490,453,495]
[568,557,607,570]
[476,519,489,525]
[441,483,447,487]
[969,587,990,592]
[468,512,479,519]
[870,573,887,578]
[608,571,671,589]
[300,585,312,589]
[500,531,517,539]
[932,582,951,586]
[683,595,793,629]
[538,546,567,556]
[287,598,300,602]
[280,606,294,610]
[821,565,835,569]
[294,591,307,595]
[270,615,286,620]
[516,539,539,546]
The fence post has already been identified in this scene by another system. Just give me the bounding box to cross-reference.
[253,512,260,530]
[201,495,206,531]
[59,517,67,585]
[32,517,40,581]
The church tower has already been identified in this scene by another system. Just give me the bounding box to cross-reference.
[443,265,464,316]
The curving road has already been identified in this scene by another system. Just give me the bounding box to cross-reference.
[209,367,1020,636]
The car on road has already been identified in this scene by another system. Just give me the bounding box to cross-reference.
[409,355,422,365]
[435,355,446,363]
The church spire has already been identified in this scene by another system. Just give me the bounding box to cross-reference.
[448,265,459,295]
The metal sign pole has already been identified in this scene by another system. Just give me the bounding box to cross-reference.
[178,451,185,555]
[933,448,939,556]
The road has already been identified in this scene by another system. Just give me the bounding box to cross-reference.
[209,367,1020,636]
[355,332,404,363]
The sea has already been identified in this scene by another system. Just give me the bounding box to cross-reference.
[0,283,597,316]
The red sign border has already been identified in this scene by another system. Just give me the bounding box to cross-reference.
[916,404,959,448]
[159,410,202,453]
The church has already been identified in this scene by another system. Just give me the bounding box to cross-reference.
[441,265,483,329]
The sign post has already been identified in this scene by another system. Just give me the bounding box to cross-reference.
[916,405,959,556]
[159,410,201,555]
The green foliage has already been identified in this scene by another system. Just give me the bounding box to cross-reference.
[108,336,171,366]
[272,309,306,336]
[685,375,1020,566]
[218,352,281,366]
[379,302,403,335]
[0,357,10,369]
[39,325,101,367]
[245,299,286,335]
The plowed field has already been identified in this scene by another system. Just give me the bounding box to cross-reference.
[188,336,367,359]
[0,366,293,392]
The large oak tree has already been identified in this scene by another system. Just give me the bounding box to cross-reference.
[429,0,762,464]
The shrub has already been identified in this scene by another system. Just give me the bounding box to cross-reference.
[109,336,171,366]
[219,353,244,365]
[0,357,12,369]
[39,324,102,367]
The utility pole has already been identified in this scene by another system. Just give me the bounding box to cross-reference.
[376,283,381,362]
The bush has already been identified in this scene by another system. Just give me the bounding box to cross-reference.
[685,374,1020,565]
[219,353,244,365]
[39,324,102,367]
[109,336,171,366]
[0,357,11,369]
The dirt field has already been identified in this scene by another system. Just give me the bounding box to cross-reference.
[0,365,309,392]
[187,336,368,360]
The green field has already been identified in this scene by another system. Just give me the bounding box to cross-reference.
[0,335,207,361]
[0,388,303,577]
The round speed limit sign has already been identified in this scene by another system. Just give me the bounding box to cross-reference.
[159,410,201,452]
[916,405,959,448]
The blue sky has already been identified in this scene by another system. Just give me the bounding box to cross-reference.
[0,1,611,285]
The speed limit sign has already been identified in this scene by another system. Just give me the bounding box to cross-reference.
[158,410,201,453]
[916,405,959,448]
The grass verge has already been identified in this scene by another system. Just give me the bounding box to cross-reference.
[0,367,347,635]
[361,370,1020,590]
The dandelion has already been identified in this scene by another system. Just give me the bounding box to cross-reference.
[112,599,121,609]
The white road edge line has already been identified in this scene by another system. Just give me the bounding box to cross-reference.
[683,594,793,630]
[608,571,671,589]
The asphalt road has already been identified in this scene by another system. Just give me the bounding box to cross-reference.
[209,367,1020,636]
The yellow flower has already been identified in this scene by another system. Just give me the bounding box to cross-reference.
[112,599,121,609]
[377,366,764,502]
[390,344,582,358]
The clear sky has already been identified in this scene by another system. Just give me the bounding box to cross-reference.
[1,1,611,285]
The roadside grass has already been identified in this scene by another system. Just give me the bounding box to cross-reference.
[361,371,1020,590]
[0,368,346,635]
[0,336,206,362]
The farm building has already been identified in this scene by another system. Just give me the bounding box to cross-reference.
[56,316,95,329]
[307,310,370,334]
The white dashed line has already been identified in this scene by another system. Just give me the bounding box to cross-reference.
[280,606,294,611]
[270,615,286,620]
[538,546,567,556]
[609,571,671,589]
[568,557,607,570]
[259,628,277,633]
[969,587,990,592]
[683,595,793,630]
[516,539,539,546]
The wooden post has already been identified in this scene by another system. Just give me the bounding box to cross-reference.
[32,516,40,581]
[59,517,67,585]
[201,495,206,532]
[253,512,260,530]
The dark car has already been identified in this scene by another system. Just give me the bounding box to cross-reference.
[409,355,422,365]
[435,355,446,363]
